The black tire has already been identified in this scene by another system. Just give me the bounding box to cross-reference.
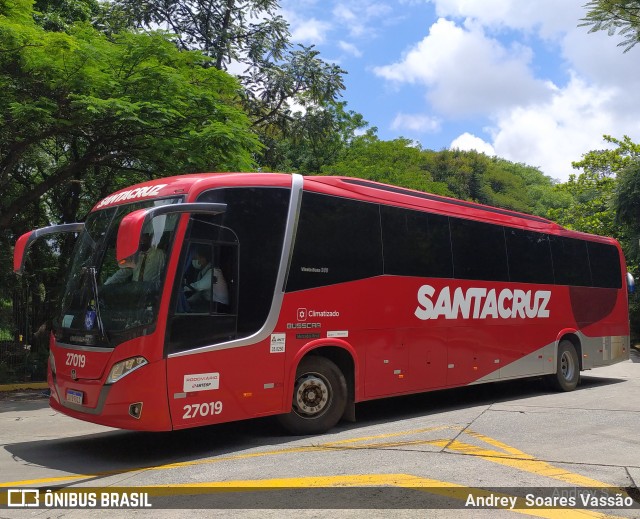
[277,356,347,435]
[548,340,580,391]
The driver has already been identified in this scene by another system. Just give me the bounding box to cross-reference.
[184,247,229,306]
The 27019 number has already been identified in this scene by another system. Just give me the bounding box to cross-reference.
[66,353,86,367]
[182,401,223,419]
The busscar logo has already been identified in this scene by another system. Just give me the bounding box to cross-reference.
[297,308,307,321]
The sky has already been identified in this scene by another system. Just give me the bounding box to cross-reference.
[278,0,640,182]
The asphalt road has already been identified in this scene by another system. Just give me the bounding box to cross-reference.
[1,350,640,519]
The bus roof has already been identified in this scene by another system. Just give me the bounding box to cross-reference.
[91,173,292,211]
[91,172,612,242]
[303,176,563,234]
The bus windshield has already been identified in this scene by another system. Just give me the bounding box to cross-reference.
[56,197,181,348]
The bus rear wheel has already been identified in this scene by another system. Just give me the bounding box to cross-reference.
[277,356,347,435]
[548,340,580,391]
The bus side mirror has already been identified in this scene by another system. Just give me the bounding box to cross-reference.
[627,272,635,294]
[116,203,227,263]
[13,223,85,275]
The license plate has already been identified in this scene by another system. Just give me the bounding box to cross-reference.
[66,389,83,405]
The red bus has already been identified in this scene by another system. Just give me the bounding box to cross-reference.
[14,173,631,434]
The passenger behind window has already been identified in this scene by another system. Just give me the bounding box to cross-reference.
[104,233,165,284]
[184,247,229,311]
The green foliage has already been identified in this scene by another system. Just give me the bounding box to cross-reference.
[322,133,559,213]
[572,135,640,175]
[32,0,101,31]
[261,102,368,174]
[1,2,260,232]
[580,0,640,52]
[613,159,640,268]
[546,135,640,241]
[108,0,347,139]
[322,134,451,195]
[546,172,617,237]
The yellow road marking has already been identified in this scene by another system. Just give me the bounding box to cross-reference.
[0,426,632,519]
[435,430,621,489]
[0,445,330,487]
[319,425,459,447]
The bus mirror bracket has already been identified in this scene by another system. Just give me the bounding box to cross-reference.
[116,203,227,263]
[14,223,85,276]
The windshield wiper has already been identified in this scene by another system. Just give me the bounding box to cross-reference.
[86,266,106,340]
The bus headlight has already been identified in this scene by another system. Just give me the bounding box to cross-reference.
[106,357,148,384]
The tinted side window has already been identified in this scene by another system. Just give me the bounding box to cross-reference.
[197,187,290,336]
[381,205,453,278]
[286,193,383,291]
[588,241,622,289]
[505,228,554,284]
[550,236,591,286]
[450,218,509,282]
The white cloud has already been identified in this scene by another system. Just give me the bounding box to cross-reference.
[391,113,442,133]
[338,41,363,57]
[562,26,640,91]
[429,0,582,39]
[374,18,552,116]
[374,1,640,180]
[282,6,332,43]
[333,1,394,38]
[450,133,495,156]
[333,4,357,23]
[289,16,332,43]
[280,0,640,181]
[487,75,622,180]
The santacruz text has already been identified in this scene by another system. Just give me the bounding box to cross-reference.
[415,285,551,321]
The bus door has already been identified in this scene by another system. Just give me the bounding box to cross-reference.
[165,221,243,427]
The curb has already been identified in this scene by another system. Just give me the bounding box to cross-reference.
[0,382,48,392]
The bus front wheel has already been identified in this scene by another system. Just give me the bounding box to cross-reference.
[548,340,580,391]
[277,356,347,435]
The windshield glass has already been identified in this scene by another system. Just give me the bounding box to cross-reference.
[57,198,180,347]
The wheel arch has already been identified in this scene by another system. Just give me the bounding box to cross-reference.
[286,340,358,420]
[556,331,583,371]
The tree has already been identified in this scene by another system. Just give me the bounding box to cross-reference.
[573,134,640,175]
[607,138,640,265]
[570,135,640,238]
[546,135,640,238]
[32,0,101,31]
[545,172,617,237]
[323,136,564,215]
[108,0,347,133]
[1,0,261,233]
[323,134,451,195]
[580,0,640,52]
[261,102,368,174]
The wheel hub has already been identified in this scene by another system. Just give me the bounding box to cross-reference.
[560,351,575,380]
[294,374,330,416]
